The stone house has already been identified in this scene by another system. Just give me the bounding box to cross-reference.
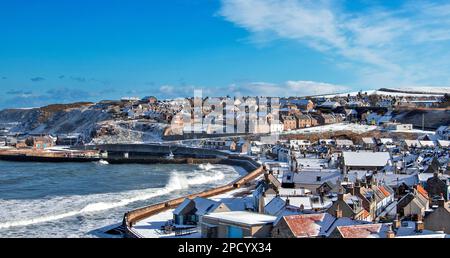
[315,113,336,125]
[290,99,315,112]
[294,114,314,128]
[425,173,449,201]
[350,182,377,220]
[281,115,297,131]
[424,196,450,234]
[326,188,371,221]
[397,190,429,218]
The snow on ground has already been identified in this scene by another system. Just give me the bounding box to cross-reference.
[387,128,436,134]
[90,121,165,144]
[384,87,450,95]
[319,88,447,98]
[281,123,377,135]
[131,185,256,238]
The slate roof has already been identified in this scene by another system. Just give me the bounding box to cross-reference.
[173,197,222,216]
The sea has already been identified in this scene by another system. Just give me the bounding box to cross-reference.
[0,160,244,238]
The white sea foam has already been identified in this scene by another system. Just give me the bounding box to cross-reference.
[0,168,230,230]
[198,163,215,171]
[95,160,109,165]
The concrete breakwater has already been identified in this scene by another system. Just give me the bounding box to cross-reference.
[120,156,264,238]
[89,144,228,158]
[0,154,101,163]
[0,143,227,163]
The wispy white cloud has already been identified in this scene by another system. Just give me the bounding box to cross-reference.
[155,80,348,98]
[219,0,450,88]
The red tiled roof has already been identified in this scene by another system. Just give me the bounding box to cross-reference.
[337,224,383,238]
[360,210,371,219]
[416,185,428,199]
[283,214,329,238]
[378,186,391,198]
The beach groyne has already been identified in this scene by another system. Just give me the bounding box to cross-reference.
[121,155,264,238]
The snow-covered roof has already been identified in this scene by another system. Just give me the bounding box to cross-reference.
[380,138,394,144]
[396,221,448,238]
[277,188,311,196]
[436,125,450,133]
[203,211,276,226]
[336,139,354,146]
[319,139,335,144]
[343,152,390,167]
[336,223,390,238]
[283,196,312,210]
[280,213,335,237]
[375,172,419,187]
[289,99,312,105]
[362,137,375,144]
[320,101,341,108]
[264,197,286,216]
[173,197,221,216]
[419,141,435,147]
[403,139,420,147]
[173,198,191,215]
[284,169,346,186]
[437,140,450,147]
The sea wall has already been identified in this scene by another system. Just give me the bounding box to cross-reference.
[87,143,228,159]
[122,156,264,238]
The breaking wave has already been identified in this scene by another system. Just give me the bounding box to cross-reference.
[198,163,215,171]
[0,169,227,229]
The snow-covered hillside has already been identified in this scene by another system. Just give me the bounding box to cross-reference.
[0,103,166,143]
[318,87,449,98]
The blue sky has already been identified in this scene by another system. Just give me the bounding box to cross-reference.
[1,0,450,109]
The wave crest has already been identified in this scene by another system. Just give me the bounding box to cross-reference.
[0,169,227,229]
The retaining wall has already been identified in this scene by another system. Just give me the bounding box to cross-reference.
[122,156,263,238]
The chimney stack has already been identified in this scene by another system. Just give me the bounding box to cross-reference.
[354,180,361,195]
[386,225,395,239]
[393,214,401,231]
[338,187,345,201]
[335,205,343,218]
[438,193,445,208]
[415,215,424,233]
[264,173,269,183]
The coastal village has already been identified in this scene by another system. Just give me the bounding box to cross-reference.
[0,88,449,238]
